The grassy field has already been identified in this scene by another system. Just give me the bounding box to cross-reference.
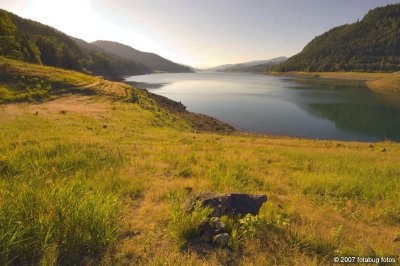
[1,57,400,265]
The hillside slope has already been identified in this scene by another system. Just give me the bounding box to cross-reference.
[0,56,231,132]
[92,40,193,73]
[367,72,400,92]
[274,4,400,72]
[211,57,287,72]
[72,37,152,76]
[0,9,151,80]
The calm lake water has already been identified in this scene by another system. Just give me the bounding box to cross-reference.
[125,72,400,142]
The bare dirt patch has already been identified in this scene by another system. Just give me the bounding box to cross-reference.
[0,95,111,121]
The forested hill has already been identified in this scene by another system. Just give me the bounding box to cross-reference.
[92,41,193,73]
[274,4,400,72]
[209,57,287,72]
[0,9,151,80]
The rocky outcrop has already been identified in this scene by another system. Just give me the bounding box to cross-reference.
[195,192,267,217]
[145,92,234,133]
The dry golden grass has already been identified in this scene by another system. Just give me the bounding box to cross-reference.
[367,72,400,93]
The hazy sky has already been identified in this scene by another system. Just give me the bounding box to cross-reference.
[1,0,399,67]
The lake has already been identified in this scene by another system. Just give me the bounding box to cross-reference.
[125,72,400,142]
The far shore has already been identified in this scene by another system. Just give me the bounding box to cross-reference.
[266,71,390,81]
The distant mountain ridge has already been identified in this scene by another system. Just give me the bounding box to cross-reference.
[209,57,287,72]
[0,9,193,80]
[0,9,152,80]
[72,37,152,74]
[274,4,400,72]
[92,40,193,73]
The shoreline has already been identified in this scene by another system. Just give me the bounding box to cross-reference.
[267,71,400,93]
[127,74,399,142]
[146,90,398,143]
[266,71,390,81]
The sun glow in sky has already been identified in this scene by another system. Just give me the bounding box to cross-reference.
[1,0,399,68]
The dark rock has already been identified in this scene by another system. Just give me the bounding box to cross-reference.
[200,231,213,243]
[381,148,386,152]
[198,216,228,243]
[394,236,400,242]
[103,125,108,128]
[213,233,230,246]
[196,192,267,217]
[209,217,226,234]
[34,111,39,115]
[199,221,215,243]
[199,220,214,233]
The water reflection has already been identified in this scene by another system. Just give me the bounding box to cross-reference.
[125,72,400,142]
[125,81,168,89]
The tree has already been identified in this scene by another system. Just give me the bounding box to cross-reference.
[0,10,22,60]
[59,45,81,70]
[35,37,58,66]
[0,36,22,59]
[20,37,41,64]
[0,10,16,36]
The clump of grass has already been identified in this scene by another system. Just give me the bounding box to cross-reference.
[286,150,400,203]
[225,214,264,250]
[0,156,11,176]
[174,154,197,178]
[0,178,122,265]
[211,211,293,255]
[0,140,130,264]
[0,83,51,103]
[208,161,264,192]
[167,190,211,246]
[382,200,400,224]
[231,207,335,264]
[2,141,125,180]
[297,171,400,201]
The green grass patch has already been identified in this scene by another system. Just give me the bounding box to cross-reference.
[208,161,264,192]
[167,190,212,246]
[0,137,133,264]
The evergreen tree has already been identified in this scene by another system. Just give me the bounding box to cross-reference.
[59,45,81,70]
[35,37,58,66]
[0,10,22,60]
